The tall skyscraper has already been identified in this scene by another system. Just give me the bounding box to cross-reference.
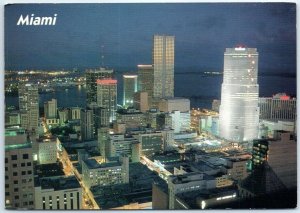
[18,83,39,132]
[138,64,154,92]
[44,99,57,119]
[123,74,137,107]
[80,109,94,141]
[97,79,117,122]
[219,47,259,142]
[137,64,154,108]
[153,35,175,99]
[85,68,114,105]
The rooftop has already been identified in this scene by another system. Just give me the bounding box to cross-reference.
[34,162,65,178]
[86,68,113,73]
[117,109,143,115]
[5,127,26,136]
[171,172,215,184]
[36,176,81,191]
[83,158,121,169]
[176,186,238,209]
[5,142,32,151]
[91,163,162,209]
[150,152,181,163]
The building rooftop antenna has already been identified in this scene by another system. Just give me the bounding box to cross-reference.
[101,45,105,68]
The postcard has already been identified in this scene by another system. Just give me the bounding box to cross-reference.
[4,2,297,210]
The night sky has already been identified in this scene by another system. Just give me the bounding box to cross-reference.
[5,3,296,75]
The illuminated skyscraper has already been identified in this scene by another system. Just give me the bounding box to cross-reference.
[123,74,137,107]
[85,68,114,105]
[96,79,117,122]
[18,83,39,132]
[219,47,259,142]
[137,64,154,107]
[153,35,175,99]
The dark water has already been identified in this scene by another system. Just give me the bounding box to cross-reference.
[5,74,297,110]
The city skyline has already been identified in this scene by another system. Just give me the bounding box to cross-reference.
[5,3,296,77]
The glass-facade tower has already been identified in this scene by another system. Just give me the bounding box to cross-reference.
[219,47,259,142]
[18,83,39,132]
[123,75,137,107]
[153,35,175,98]
[97,79,117,122]
[86,68,114,105]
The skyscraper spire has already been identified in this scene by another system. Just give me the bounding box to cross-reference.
[101,44,105,67]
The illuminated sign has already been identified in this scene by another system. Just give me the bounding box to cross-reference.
[280,95,290,100]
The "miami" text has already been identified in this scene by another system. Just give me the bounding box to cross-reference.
[17,14,57,26]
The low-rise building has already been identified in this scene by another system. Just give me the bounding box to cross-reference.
[138,131,164,157]
[82,155,129,188]
[34,176,82,210]
[92,162,160,209]
[107,134,140,160]
[170,110,191,133]
[46,118,60,128]
[116,108,146,129]
[35,137,58,165]
[168,172,216,209]
[174,186,237,209]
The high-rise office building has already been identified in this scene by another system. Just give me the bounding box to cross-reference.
[85,68,114,105]
[5,127,35,209]
[98,127,109,159]
[153,35,175,99]
[70,107,81,120]
[133,92,149,112]
[158,98,190,113]
[219,47,259,142]
[123,74,138,107]
[80,109,94,141]
[137,64,154,105]
[97,79,117,122]
[44,99,57,119]
[259,93,296,121]
[58,108,69,125]
[18,83,39,132]
[87,103,110,131]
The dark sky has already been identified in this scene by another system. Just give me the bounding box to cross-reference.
[5,3,296,74]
